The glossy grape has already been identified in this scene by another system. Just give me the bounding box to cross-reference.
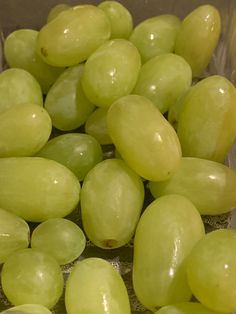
[107,94,182,181]
[98,1,133,39]
[1,304,52,314]
[130,14,181,62]
[82,39,141,108]
[0,208,29,264]
[154,302,227,314]
[133,53,192,113]
[133,195,205,311]
[36,133,103,181]
[65,257,131,314]
[47,4,71,23]
[0,68,43,113]
[31,218,86,265]
[0,157,80,222]
[37,5,111,67]
[0,103,52,157]
[1,248,63,309]
[187,229,236,313]
[177,75,236,162]
[4,29,64,94]
[45,64,95,131]
[175,5,221,77]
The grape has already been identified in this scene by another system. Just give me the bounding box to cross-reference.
[177,75,236,162]
[167,92,187,130]
[149,157,236,215]
[85,107,112,145]
[107,94,182,181]
[133,53,192,113]
[4,29,64,94]
[65,257,131,314]
[130,14,181,62]
[81,158,144,249]
[36,133,103,181]
[0,68,43,113]
[81,38,141,108]
[98,1,133,39]
[1,248,63,309]
[44,64,95,131]
[31,218,86,265]
[0,157,80,222]
[47,4,71,23]
[36,5,111,67]
[0,208,29,264]
[154,302,227,314]
[1,304,52,314]
[133,194,205,311]
[175,5,221,77]
[0,103,52,157]
[187,229,236,313]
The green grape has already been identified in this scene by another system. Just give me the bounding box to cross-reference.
[31,218,86,265]
[133,53,192,113]
[36,133,103,181]
[81,39,141,108]
[0,68,43,113]
[0,208,29,264]
[85,107,112,145]
[98,1,133,39]
[107,95,182,181]
[37,5,111,67]
[1,304,52,314]
[45,64,95,131]
[4,29,64,94]
[187,229,236,313]
[0,103,52,157]
[81,158,144,249]
[1,248,63,309]
[133,195,205,311]
[47,4,71,23]
[167,92,188,130]
[0,157,80,222]
[65,257,131,314]
[175,5,221,77]
[149,157,236,215]
[130,14,181,62]
[177,75,236,162]
[154,302,227,314]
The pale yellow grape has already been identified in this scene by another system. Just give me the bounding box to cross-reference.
[1,304,52,314]
[133,195,205,311]
[0,157,80,222]
[65,257,131,314]
[154,302,228,314]
[47,4,71,22]
[0,103,52,157]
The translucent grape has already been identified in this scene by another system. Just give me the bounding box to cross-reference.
[175,5,221,77]
[130,14,181,62]
[36,133,103,181]
[81,39,141,108]
[98,1,133,39]
[0,157,80,222]
[31,218,86,265]
[0,208,29,264]
[1,248,63,309]
[149,157,236,215]
[133,194,205,311]
[4,29,64,94]
[47,4,71,23]
[65,257,131,314]
[44,64,95,131]
[1,304,52,314]
[37,5,111,67]
[133,53,192,113]
[81,158,144,249]
[177,75,236,162]
[154,302,227,314]
[85,107,112,145]
[107,94,182,181]
[0,103,52,157]
[0,68,43,113]
[187,229,236,313]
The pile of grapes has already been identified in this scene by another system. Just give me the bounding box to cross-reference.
[0,1,236,313]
